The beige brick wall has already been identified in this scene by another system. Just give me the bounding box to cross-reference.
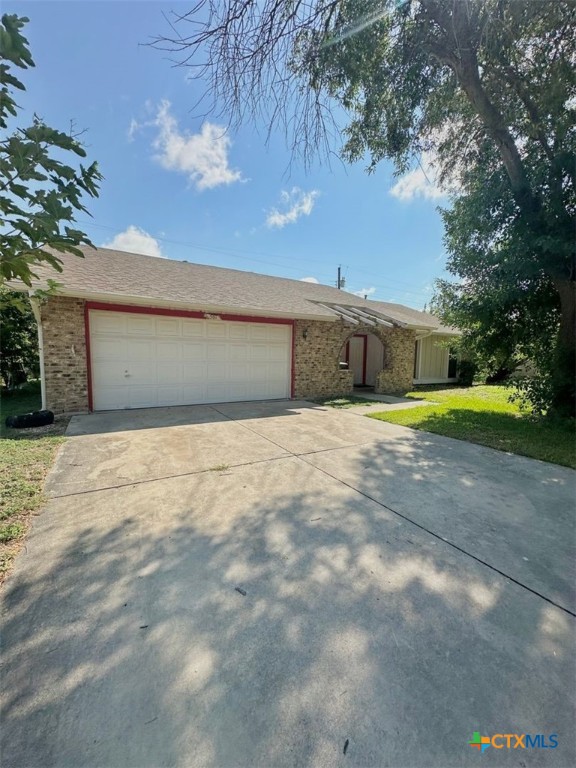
[374,327,416,394]
[293,319,354,399]
[39,299,415,412]
[41,296,88,414]
[293,319,416,399]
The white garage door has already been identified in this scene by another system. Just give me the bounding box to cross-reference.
[89,310,292,411]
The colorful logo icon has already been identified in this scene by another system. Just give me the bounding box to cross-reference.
[469,732,491,753]
[468,731,558,753]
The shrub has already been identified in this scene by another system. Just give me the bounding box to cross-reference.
[457,359,477,387]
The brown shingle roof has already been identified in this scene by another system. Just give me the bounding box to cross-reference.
[26,246,457,333]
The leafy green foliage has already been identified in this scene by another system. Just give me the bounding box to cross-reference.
[0,290,39,388]
[456,360,477,387]
[159,1,575,415]
[0,14,102,291]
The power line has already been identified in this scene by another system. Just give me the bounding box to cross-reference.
[78,219,436,304]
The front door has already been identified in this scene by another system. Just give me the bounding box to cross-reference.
[348,335,367,386]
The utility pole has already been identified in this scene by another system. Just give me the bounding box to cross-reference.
[337,266,346,290]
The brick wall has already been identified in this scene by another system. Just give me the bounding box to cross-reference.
[293,319,354,398]
[293,319,416,399]
[374,327,416,394]
[39,299,416,412]
[41,296,88,414]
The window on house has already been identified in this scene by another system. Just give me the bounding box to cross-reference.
[448,347,457,378]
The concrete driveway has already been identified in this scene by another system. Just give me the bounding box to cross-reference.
[1,400,575,768]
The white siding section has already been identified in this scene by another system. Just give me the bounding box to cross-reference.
[414,335,457,384]
[90,310,291,410]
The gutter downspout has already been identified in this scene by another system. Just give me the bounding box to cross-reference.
[28,294,47,411]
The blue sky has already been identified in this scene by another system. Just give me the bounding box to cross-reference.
[11,1,451,309]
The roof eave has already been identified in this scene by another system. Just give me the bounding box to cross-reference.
[10,284,338,322]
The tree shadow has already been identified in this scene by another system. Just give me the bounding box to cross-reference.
[373,407,576,468]
[1,449,574,768]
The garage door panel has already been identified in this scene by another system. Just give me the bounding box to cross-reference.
[210,382,249,401]
[89,310,291,410]
[250,362,267,380]
[182,383,207,401]
[127,339,155,362]
[229,325,248,340]
[183,362,207,381]
[182,342,206,361]
[93,386,127,411]
[92,362,127,387]
[268,344,288,362]
[250,326,269,341]
[128,388,158,408]
[127,362,157,385]
[207,322,227,338]
[156,340,182,361]
[207,362,227,381]
[232,363,250,381]
[91,314,125,334]
[158,364,183,385]
[157,386,184,406]
[251,345,270,362]
[207,343,228,362]
[182,320,205,337]
[156,318,181,336]
[126,316,155,335]
[92,338,125,361]
[229,344,249,362]
[264,325,290,341]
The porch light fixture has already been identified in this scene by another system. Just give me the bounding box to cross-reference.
[303,328,308,340]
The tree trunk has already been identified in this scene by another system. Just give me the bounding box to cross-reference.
[551,278,576,417]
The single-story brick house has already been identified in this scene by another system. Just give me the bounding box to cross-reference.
[20,246,459,414]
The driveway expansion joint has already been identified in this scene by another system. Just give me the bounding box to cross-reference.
[210,405,576,619]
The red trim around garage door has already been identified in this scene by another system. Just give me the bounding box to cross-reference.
[84,301,296,412]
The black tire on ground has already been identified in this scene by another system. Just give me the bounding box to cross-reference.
[5,410,55,429]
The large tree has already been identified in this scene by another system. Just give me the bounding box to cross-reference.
[154,0,576,415]
[0,290,39,389]
[0,14,102,296]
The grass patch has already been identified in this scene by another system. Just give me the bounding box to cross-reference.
[314,395,378,409]
[0,522,25,543]
[368,385,575,469]
[0,382,68,583]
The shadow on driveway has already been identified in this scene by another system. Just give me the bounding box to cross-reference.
[1,408,575,768]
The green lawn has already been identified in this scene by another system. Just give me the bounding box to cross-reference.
[0,382,67,582]
[368,385,576,469]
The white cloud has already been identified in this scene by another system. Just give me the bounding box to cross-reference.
[127,118,140,142]
[266,187,320,229]
[390,151,446,201]
[300,276,319,283]
[101,225,165,258]
[152,100,243,191]
[352,286,376,297]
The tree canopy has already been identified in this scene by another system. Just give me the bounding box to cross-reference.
[154,0,575,414]
[0,14,102,294]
